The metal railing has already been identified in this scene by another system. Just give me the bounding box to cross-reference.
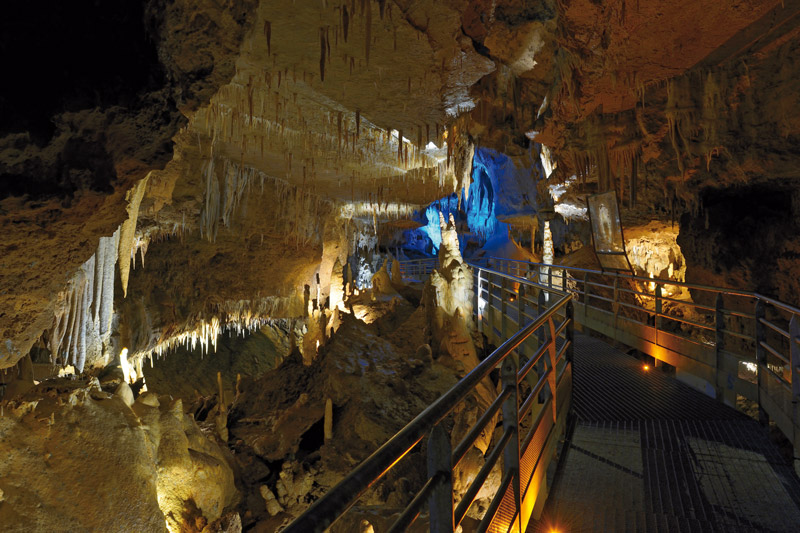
[397,258,438,280]
[475,256,800,458]
[284,263,574,533]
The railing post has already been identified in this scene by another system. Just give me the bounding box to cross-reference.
[583,273,590,325]
[791,315,800,478]
[537,289,546,347]
[501,358,521,533]
[715,293,734,406]
[582,273,589,304]
[501,276,509,344]
[566,300,575,364]
[428,423,454,533]
[486,273,494,344]
[518,284,527,360]
[791,315,800,402]
[474,268,481,328]
[755,299,768,426]
[655,285,663,346]
[613,276,620,339]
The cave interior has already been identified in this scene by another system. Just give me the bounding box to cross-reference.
[2,1,800,532]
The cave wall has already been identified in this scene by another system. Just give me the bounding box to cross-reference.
[678,184,800,304]
[0,0,258,369]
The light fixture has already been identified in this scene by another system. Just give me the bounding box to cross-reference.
[643,364,650,371]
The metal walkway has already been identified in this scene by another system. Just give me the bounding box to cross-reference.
[285,258,800,533]
[537,334,800,533]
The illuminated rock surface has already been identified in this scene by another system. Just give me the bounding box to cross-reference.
[2,0,800,530]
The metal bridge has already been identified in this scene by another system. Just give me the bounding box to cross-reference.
[284,257,800,532]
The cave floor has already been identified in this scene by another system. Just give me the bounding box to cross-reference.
[534,334,800,533]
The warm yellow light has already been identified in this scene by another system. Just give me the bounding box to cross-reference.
[119,347,134,384]
[643,364,650,371]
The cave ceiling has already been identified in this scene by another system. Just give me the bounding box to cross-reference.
[2,0,799,369]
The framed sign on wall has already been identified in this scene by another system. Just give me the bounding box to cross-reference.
[587,190,633,273]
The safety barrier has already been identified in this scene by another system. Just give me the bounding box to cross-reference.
[283,263,573,532]
[477,256,800,461]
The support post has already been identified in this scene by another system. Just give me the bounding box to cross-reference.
[475,268,481,330]
[613,276,620,340]
[518,284,527,359]
[583,273,590,325]
[755,299,768,426]
[790,315,800,477]
[537,289,546,346]
[791,315,800,401]
[428,424,454,533]
[715,294,734,406]
[566,300,575,364]
[486,273,494,344]
[501,276,509,343]
[655,285,663,346]
[501,358,521,533]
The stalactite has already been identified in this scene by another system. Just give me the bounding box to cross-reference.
[342,5,349,42]
[319,28,326,82]
[47,227,120,372]
[118,176,148,297]
[364,0,372,65]
[201,158,221,241]
[337,111,343,154]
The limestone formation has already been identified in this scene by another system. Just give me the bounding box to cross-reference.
[370,258,400,299]
[2,1,800,530]
[424,212,475,362]
[0,378,237,532]
[329,258,345,310]
[259,485,284,516]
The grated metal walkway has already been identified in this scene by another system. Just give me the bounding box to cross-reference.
[535,334,800,533]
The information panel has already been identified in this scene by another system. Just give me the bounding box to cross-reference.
[587,191,633,273]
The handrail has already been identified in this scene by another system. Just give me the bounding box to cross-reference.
[477,256,757,298]
[282,271,572,533]
[287,254,800,532]
[478,255,800,458]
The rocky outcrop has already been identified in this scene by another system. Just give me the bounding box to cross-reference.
[0,378,238,532]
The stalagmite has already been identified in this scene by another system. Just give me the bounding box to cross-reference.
[390,254,404,287]
[329,258,345,310]
[216,371,229,442]
[260,486,284,516]
[345,263,354,296]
